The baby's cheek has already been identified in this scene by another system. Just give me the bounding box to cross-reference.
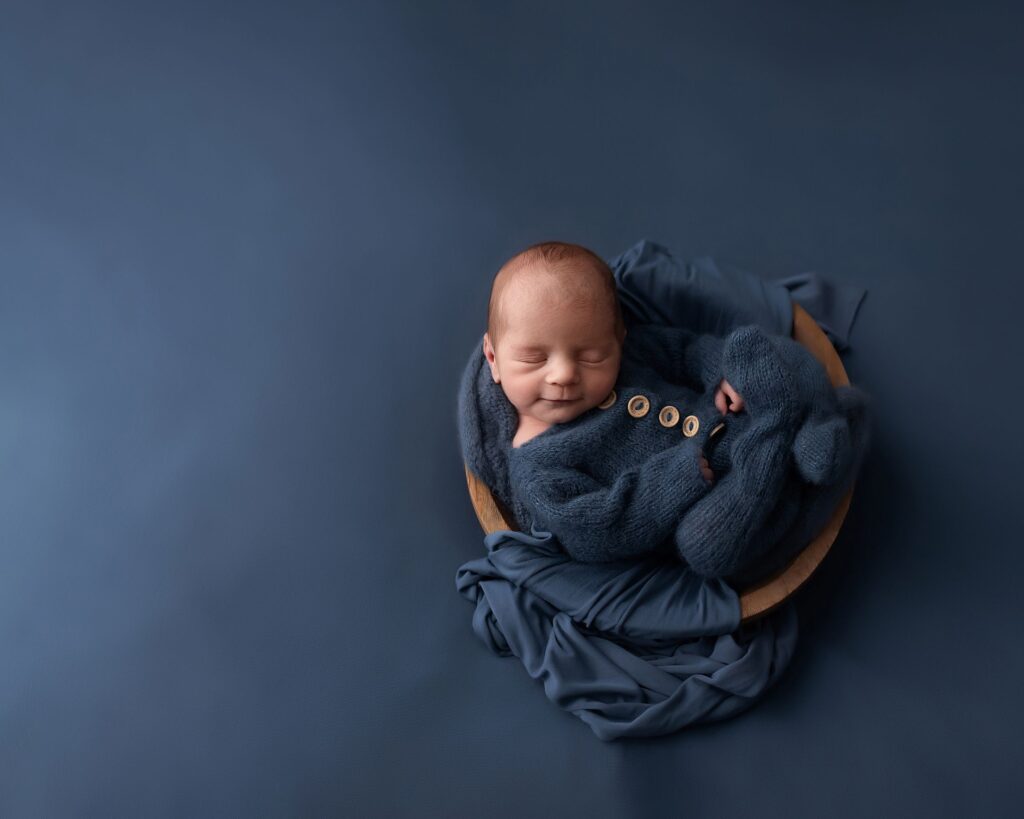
[596,367,620,394]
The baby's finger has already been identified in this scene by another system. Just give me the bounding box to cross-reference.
[722,379,745,413]
[699,454,714,484]
[714,388,728,416]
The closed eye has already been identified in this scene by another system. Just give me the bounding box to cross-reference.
[518,357,607,365]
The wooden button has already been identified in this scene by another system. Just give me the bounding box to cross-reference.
[627,395,650,418]
[597,390,617,410]
[682,415,700,437]
[658,405,680,427]
[709,421,725,438]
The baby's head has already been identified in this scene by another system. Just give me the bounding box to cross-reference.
[483,241,627,433]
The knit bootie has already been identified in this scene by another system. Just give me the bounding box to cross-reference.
[725,382,873,588]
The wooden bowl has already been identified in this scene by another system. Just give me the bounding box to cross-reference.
[463,302,855,624]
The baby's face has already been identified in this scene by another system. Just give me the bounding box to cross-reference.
[483,286,624,429]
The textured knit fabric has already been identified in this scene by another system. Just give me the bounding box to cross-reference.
[461,320,871,585]
[506,321,728,564]
[675,325,872,585]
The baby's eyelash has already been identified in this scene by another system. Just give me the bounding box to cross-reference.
[518,357,607,365]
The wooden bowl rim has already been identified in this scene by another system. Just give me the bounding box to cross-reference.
[462,302,854,624]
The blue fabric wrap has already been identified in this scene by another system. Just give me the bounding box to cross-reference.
[456,528,799,741]
[611,238,867,350]
[454,238,868,740]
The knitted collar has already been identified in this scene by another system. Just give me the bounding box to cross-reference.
[456,337,520,519]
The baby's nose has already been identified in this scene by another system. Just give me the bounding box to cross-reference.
[546,360,580,384]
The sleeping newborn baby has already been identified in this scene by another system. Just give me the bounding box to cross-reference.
[475,240,870,583]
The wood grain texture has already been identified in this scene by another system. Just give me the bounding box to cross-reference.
[463,302,856,624]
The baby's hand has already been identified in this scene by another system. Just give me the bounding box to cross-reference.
[714,378,745,416]
[699,451,714,485]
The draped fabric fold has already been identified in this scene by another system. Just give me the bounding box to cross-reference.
[456,528,799,741]
[611,240,867,351]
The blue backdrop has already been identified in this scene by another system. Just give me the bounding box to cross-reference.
[0,1,1020,815]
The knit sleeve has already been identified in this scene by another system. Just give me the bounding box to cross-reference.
[625,323,726,395]
[511,439,714,563]
[674,326,808,578]
[673,408,800,578]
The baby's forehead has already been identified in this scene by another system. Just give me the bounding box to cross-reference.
[503,273,605,313]
[502,299,615,342]
[502,314,620,352]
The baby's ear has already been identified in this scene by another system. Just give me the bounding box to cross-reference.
[792,416,851,485]
[482,333,501,383]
